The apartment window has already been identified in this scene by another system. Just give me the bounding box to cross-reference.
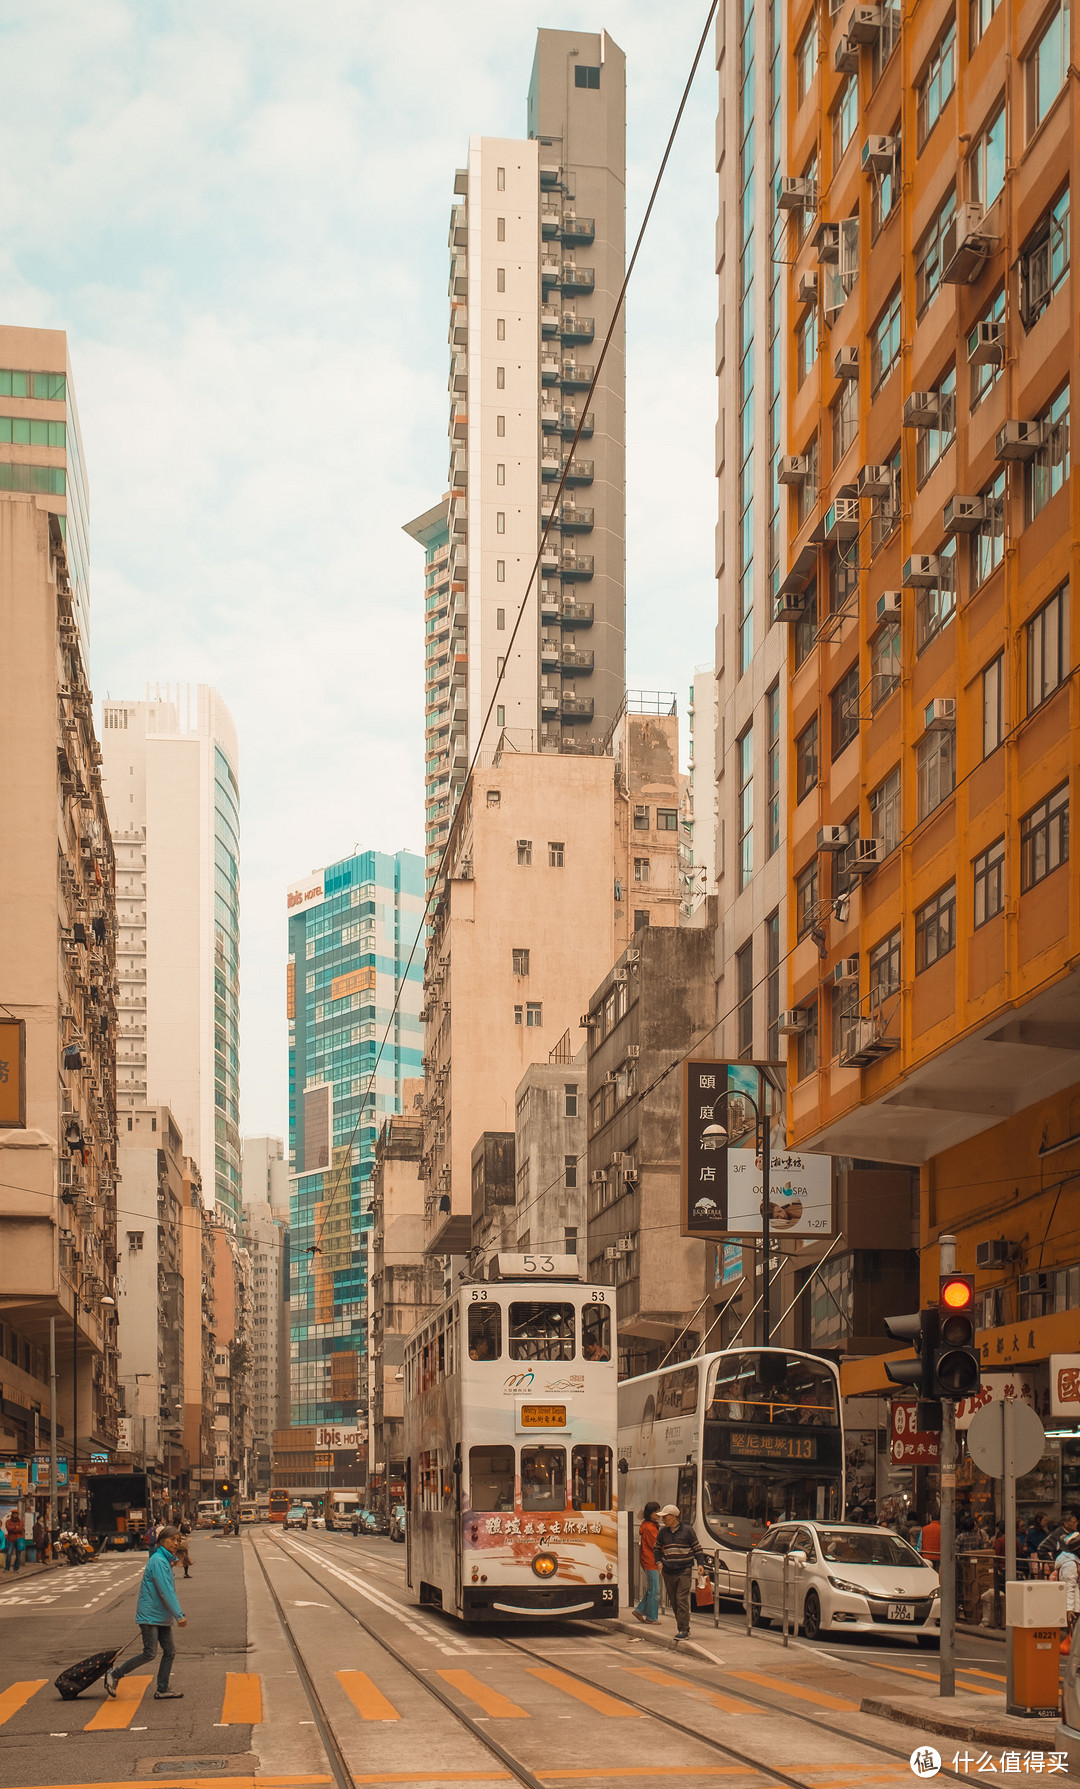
[915,190,957,314]
[973,836,1006,925]
[496,560,505,581]
[983,653,1004,755]
[634,909,649,930]
[870,127,900,235]
[1027,386,1070,519]
[766,910,781,1059]
[796,859,819,939]
[496,368,505,391]
[870,766,902,855]
[870,289,902,390]
[497,462,505,484]
[564,1084,578,1117]
[736,942,754,1059]
[1027,4,1068,137]
[496,607,505,628]
[795,715,819,802]
[971,470,1006,587]
[497,415,505,437]
[969,106,1006,209]
[832,76,858,162]
[832,982,859,1061]
[496,268,506,292]
[800,1002,819,1079]
[915,882,957,972]
[1020,188,1070,326]
[564,1158,578,1190]
[970,290,1006,407]
[829,543,858,615]
[575,64,600,87]
[872,0,902,78]
[656,808,678,831]
[517,839,532,865]
[869,928,902,1003]
[1021,783,1070,889]
[1027,584,1070,710]
[797,306,818,388]
[737,726,754,890]
[526,1002,543,1027]
[497,217,506,242]
[797,12,818,101]
[797,435,819,528]
[917,20,957,148]
[916,727,955,819]
[496,705,505,727]
[633,857,650,884]
[871,624,901,706]
[870,448,902,554]
[633,804,650,830]
[916,366,956,484]
[497,166,505,190]
[514,1005,523,1025]
[916,541,957,650]
[512,948,530,976]
[831,664,860,758]
[548,840,565,867]
[794,582,818,670]
[766,683,781,859]
[971,0,1001,45]
[497,318,506,340]
[832,379,858,463]
[834,812,861,897]
[496,510,505,532]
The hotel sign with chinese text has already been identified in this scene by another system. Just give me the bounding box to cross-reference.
[681,1061,730,1237]
[0,1018,26,1128]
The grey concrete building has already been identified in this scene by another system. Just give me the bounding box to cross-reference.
[512,1053,587,1261]
[241,1136,289,1492]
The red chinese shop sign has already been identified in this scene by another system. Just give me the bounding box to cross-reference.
[890,1401,940,1467]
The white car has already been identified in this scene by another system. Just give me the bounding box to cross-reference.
[745,1520,941,1646]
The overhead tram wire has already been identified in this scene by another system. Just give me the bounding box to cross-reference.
[301,0,722,1287]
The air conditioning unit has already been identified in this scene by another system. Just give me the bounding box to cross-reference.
[774,590,809,623]
[903,390,941,429]
[625,1045,641,1059]
[845,836,883,874]
[777,176,817,211]
[797,270,819,306]
[996,419,1044,461]
[590,1169,608,1185]
[823,498,859,541]
[603,1247,621,1262]
[611,1153,631,1169]
[625,949,641,964]
[834,33,859,71]
[861,134,898,173]
[580,1013,593,1028]
[923,697,957,732]
[778,1009,808,1035]
[829,957,860,985]
[858,463,893,496]
[817,823,850,852]
[942,202,995,284]
[969,320,1004,366]
[847,3,882,41]
[903,554,942,589]
[778,455,812,485]
[944,495,987,533]
[814,222,840,264]
[834,346,858,380]
[872,591,901,623]
[841,1014,898,1067]
[976,1238,1010,1268]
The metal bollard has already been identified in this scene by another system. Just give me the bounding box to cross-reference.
[782,1550,791,1647]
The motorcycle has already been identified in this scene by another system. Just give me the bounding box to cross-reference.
[58,1530,96,1566]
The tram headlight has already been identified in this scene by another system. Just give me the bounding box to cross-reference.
[532,1551,558,1578]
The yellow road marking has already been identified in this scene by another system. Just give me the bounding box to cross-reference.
[82,1675,151,1729]
[437,1669,530,1718]
[870,1662,1000,1696]
[726,1670,858,1711]
[352,1778,513,1784]
[959,1667,1007,1683]
[527,1664,643,1717]
[220,1671,263,1724]
[335,1668,401,1721]
[539,1771,768,1780]
[4,1779,334,1789]
[0,1680,47,1726]
[622,1663,758,1714]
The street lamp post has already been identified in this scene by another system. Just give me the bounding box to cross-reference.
[71,1273,115,1517]
[701,1083,772,1349]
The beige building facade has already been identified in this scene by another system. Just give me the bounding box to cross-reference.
[115,1104,186,1492]
[368,1108,426,1507]
[180,1156,215,1498]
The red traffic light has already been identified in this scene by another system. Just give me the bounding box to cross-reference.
[940,1274,974,1312]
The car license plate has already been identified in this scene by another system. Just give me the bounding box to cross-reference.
[887,1601,914,1621]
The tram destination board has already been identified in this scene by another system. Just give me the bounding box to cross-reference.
[727,1430,818,1462]
[519,1403,568,1428]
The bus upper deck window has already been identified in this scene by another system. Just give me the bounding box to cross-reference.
[468,1301,502,1360]
[470,1444,515,1512]
[509,1301,575,1360]
[581,1302,611,1361]
[521,1445,567,1510]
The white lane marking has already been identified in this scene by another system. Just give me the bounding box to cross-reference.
[293,1600,330,1607]
[279,1537,473,1656]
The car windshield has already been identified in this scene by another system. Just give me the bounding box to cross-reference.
[288,1507,305,1517]
[818,1529,926,1567]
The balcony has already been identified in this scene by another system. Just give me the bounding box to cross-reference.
[561,363,594,389]
[561,267,594,293]
[541,401,561,432]
[560,216,595,244]
[541,256,561,286]
[541,202,562,238]
[561,410,594,439]
[541,305,561,336]
[558,553,594,580]
[560,647,594,673]
[558,505,594,532]
[539,585,561,618]
[541,450,562,482]
[560,598,594,625]
[541,355,560,385]
[561,695,594,719]
[560,315,595,342]
[540,683,561,714]
[541,636,561,666]
[540,545,560,575]
[563,458,593,484]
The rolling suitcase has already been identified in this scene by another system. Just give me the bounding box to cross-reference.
[55,1636,135,1701]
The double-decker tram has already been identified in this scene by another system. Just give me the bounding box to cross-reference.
[618,1347,844,1599]
[404,1254,619,1620]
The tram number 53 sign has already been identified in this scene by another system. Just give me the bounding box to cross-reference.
[495,1252,578,1278]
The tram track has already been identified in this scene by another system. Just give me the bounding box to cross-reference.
[266,1529,969,1789]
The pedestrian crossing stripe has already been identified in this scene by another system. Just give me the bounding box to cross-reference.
[335,1668,401,1721]
[621,1663,759,1715]
[525,1665,643,1718]
[869,1662,1000,1695]
[82,1676,151,1729]
[725,1670,859,1711]
[0,1681,47,1726]
[436,1669,530,1718]
[220,1672,263,1724]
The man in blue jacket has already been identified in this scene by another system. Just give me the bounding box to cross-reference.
[105,1525,187,1700]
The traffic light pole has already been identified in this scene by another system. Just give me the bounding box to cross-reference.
[939,1234,957,1699]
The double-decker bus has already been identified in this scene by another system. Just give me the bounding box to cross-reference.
[404,1255,618,1621]
[268,1489,290,1524]
[618,1347,844,1600]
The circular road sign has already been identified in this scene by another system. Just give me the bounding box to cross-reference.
[966,1398,1046,1479]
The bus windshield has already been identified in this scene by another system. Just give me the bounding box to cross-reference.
[705,1351,839,1426]
[700,1352,842,1545]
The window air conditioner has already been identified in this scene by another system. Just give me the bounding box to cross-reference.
[903,390,941,429]
[834,346,858,380]
[857,463,893,496]
[797,270,819,306]
[861,134,898,173]
[817,824,850,852]
[876,589,902,620]
[777,176,817,211]
[625,949,641,964]
[828,957,860,985]
[903,554,942,589]
[943,495,986,533]
[778,455,812,485]
[969,320,1003,366]
[995,419,1044,461]
[590,1169,608,1185]
[941,203,994,285]
[603,1247,621,1262]
[923,697,957,732]
[846,836,883,873]
[823,499,859,541]
[773,590,809,623]
[778,1009,808,1035]
[976,1238,1010,1268]
[834,33,859,71]
[814,221,840,264]
[610,1153,630,1168]
[625,1045,641,1059]
[847,3,882,41]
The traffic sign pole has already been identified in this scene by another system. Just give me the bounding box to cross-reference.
[1004,1396,1016,1602]
[939,1234,957,1699]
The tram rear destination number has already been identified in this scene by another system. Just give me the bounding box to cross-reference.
[519,1403,569,1428]
[728,1432,817,1461]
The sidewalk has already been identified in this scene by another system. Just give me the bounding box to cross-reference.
[0,1554,62,1581]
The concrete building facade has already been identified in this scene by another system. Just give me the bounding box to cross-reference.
[241,1135,289,1492]
[100,686,242,1229]
[179,1156,215,1499]
[115,1104,186,1494]
[511,1053,588,1261]
[368,1107,426,1508]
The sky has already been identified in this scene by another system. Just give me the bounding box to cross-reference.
[0,1,718,1142]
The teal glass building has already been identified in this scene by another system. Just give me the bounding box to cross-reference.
[286,848,424,1425]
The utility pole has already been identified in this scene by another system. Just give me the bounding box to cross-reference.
[48,1318,58,1538]
[758,1071,772,1348]
[938,1233,957,1698]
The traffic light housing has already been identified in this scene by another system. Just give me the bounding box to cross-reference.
[217,1478,233,1501]
[884,1306,941,1429]
[935,1273,980,1399]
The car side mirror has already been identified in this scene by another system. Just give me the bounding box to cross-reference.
[788,1548,807,1564]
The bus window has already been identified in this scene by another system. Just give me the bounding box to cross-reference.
[470,1445,515,1512]
[581,1303,611,1361]
[571,1444,612,1511]
[468,1302,502,1360]
[509,1301,575,1361]
[521,1445,566,1511]
[657,1364,699,1418]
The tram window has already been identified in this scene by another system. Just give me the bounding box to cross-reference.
[470,1444,516,1512]
[419,1449,440,1512]
[571,1444,612,1511]
[581,1303,611,1361]
[508,1301,575,1360]
[657,1364,699,1418]
[521,1445,567,1510]
[468,1302,502,1360]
